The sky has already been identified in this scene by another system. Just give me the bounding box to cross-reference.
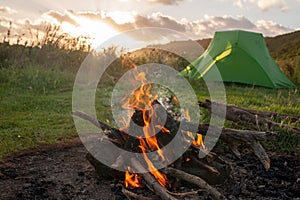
[0,0,299,48]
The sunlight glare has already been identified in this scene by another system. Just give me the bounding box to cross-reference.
[61,17,118,49]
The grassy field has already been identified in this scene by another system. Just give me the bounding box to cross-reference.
[0,64,299,159]
[0,66,76,158]
[0,28,299,159]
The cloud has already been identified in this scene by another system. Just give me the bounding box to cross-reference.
[119,0,185,5]
[57,10,186,32]
[132,13,292,38]
[14,9,294,39]
[253,0,288,11]
[256,20,293,35]
[145,0,185,5]
[67,10,105,21]
[189,15,256,37]
[0,6,17,14]
[233,0,288,11]
[97,11,292,39]
[133,13,186,31]
[0,9,294,46]
[43,10,80,26]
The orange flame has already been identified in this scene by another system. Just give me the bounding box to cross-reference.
[155,125,170,134]
[121,56,169,189]
[139,138,168,187]
[183,109,206,149]
[125,167,143,188]
[192,133,205,148]
[173,96,179,106]
[122,83,165,160]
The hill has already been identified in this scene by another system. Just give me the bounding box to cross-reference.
[265,31,300,84]
[129,30,300,85]
[265,30,300,55]
[195,30,300,58]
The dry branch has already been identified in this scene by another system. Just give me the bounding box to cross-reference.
[119,184,156,200]
[180,121,272,169]
[166,189,204,198]
[250,141,271,170]
[72,111,126,143]
[190,155,221,176]
[199,99,300,135]
[180,121,272,140]
[227,142,242,159]
[163,167,225,200]
[231,105,300,123]
[208,125,271,170]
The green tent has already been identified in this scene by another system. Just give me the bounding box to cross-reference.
[181,30,296,88]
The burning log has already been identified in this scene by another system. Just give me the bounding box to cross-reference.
[72,106,266,198]
[130,158,178,200]
[199,99,300,135]
[73,108,226,199]
[178,120,273,170]
[74,109,273,170]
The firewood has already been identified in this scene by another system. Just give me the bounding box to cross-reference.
[163,167,225,200]
[166,189,205,198]
[130,158,178,200]
[118,184,156,200]
[179,121,273,140]
[204,125,271,170]
[179,153,230,185]
[250,141,271,170]
[72,111,126,145]
[73,110,272,169]
[230,105,300,123]
[199,99,300,135]
[179,121,271,170]
[227,142,242,159]
[190,155,221,176]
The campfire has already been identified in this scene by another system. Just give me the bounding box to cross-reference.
[73,56,300,200]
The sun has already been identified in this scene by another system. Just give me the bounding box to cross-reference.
[61,17,119,49]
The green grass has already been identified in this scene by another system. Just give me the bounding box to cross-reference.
[190,80,300,152]
[189,80,300,114]
[0,66,77,159]
[227,86,300,153]
[0,65,299,159]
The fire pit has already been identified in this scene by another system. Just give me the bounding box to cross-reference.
[72,56,300,200]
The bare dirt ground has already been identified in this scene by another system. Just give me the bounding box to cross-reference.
[0,138,299,200]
